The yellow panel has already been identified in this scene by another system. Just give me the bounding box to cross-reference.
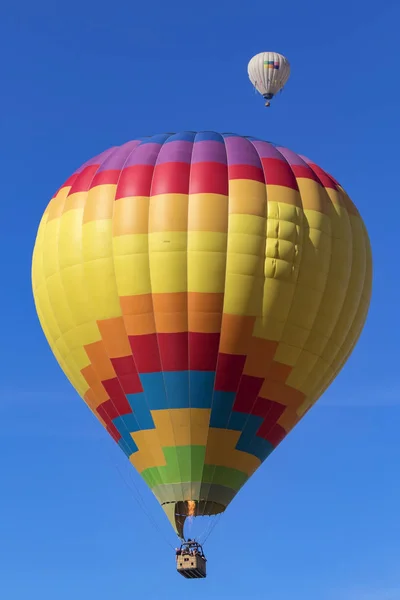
[47,186,70,221]
[309,214,369,401]
[266,184,301,207]
[205,429,260,476]
[223,214,265,316]
[83,184,115,223]
[63,191,87,214]
[148,231,187,294]
[58,208,85,270]
[287,197,353,391]
[296,178,330,215]
[45,273,75,336]
[58,264,95,327]
[62,321,101,352]
[273,205,332,365]
[42,218,61,280]
[151,409,211,446]
[113,196,149,235]
[82,220,121,320]
[112,233,152,296]
[130,430,167,472]
[149,194,188,232]
[252,200,304,342]
[228,180,267,216]
[187,231,227,294]
[188,193,228,232]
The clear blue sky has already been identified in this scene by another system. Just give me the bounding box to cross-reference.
[1,0,400,598]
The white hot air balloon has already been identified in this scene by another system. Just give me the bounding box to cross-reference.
[248,52,290,107]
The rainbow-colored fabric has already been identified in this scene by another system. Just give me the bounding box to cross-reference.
[32,131,372,532]
[264,60,280,69]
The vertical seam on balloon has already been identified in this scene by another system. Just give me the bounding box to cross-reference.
[39,152,139,450]
[277,155,336,410]
[205,136,271,472]
[266,147,333,428]
[201,134,267,512]
[186,136,195,514]
[33,211,78,389]
[146,133,186,522]
[296,163,353,408]
[226,140,306,456]
[108,139,168,486]
[196,132,229,520]
[308,183,358,399]
[58,148,149,462]
[78,148,148,460]
[315,192,371,398]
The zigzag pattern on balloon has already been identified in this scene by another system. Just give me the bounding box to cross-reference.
[32,131,372,530]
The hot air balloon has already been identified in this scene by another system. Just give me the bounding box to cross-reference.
[248,52,290,106]
[31,132,372,577]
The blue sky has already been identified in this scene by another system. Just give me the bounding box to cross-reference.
[1,0,400,598]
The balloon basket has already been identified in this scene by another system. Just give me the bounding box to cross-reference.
[176,541,207,579]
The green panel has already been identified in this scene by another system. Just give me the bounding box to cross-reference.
[140,447,249,491]
[141,445,206,488]
[202,465,249,490]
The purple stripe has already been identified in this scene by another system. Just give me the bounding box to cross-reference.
[156,140,193,165]
[224,136,262,167]
[275,146,307,166]
[98,141,141,172]
[299,154,314,165]
[191,140,227,164]
[250,141,286,161]
[124,143,162,167]
[76,147,116,172]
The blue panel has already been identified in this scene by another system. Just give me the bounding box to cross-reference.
[221,132,240,138]
[163,371,190,408]
[189,371,215,409]
[164,131,196,142]
[229,410,251,431]
[234,415,274,462]
[209,391,236,428]
[112,413,141,434]
[127,393,155,430]
[138,133,172,145]
[234,414,263,444]
[140,372,169,410]
[118,437,138,457]
[194,131,224,142]
[237,435,274,462]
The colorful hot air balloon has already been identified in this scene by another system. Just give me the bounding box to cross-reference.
[31,132,372,542]
[248,52,291,106]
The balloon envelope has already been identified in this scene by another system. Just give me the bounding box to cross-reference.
[248,52,291,100]
[32,131,372,537]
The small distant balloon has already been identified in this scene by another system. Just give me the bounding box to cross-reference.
[248,52,290,107]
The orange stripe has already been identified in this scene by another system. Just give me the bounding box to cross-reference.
[84,387,105,411]
[244,338,278,377]
[83,184,116,223]
[266,360,292,383]
[81,365,109,403]
[188,193,228,232]
[113,196,149,235]
[84,341,116,380]
[97,317,131,357]
[46,188,69,221]
[219,314,255,355]
[120,294,155,335]
[260,379,305,408]
[149,194,188,232]
[63,191,87,214]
